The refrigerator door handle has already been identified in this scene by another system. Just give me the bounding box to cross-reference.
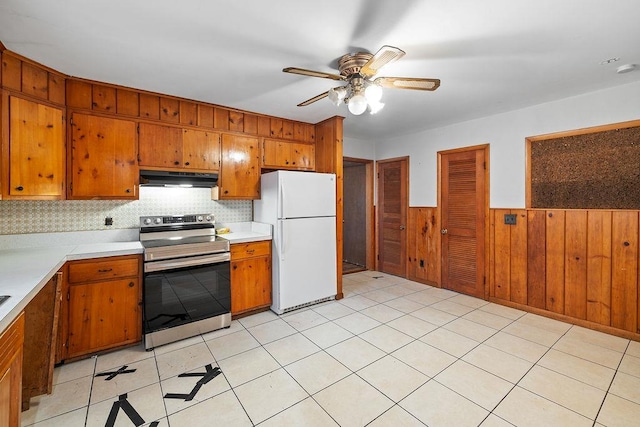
[279,183,284,219]
[279,222,285,261]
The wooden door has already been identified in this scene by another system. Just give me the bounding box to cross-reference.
[67,278,140,358]
[377,158,408,276]
[138,122,182,168]
[440,146,488,298]
[7,96,65,198]
[69,114,138,199]
[219,133,260,199]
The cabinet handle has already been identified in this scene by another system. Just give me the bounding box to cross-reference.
[174,161,180,165]
[125,188,131,193]
[15,186,24,191]
[233,265,237,270]
[246,249,255,254]
[185,162,190,166]
[98,268,113,273]
[128,282,135,288]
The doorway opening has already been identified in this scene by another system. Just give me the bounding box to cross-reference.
[343,157,375,274]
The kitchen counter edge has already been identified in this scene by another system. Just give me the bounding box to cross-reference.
[0,242,143,333]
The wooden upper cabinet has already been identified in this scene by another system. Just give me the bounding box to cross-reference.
[182,128,220,171]
[138,122,220,171]
[262,138,315,170]
[219,133,260,199]
[291,141,315,170]
[3,95,65,199]
[68,113,138,199]
[138,122,182,168]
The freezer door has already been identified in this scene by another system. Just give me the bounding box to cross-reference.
[273,216,337,312]
[279,171,336,219]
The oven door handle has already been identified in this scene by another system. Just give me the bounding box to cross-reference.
[144,252,230,273]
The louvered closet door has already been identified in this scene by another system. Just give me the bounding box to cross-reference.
[441,148,486,298]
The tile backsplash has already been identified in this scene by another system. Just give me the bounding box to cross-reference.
[0,187,252,235]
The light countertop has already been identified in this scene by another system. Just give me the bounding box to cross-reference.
[0,241,142,333]
[216,221,272,244]
[0,222,272,333]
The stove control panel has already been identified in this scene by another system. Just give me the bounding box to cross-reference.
[139,214,214,228]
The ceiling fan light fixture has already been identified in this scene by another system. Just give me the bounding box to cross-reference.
[328,87,347,106]
[347,93,368,115]
[364,84,383,103]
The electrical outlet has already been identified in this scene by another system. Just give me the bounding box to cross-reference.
[504,214,517,225]
[105,217,113,226]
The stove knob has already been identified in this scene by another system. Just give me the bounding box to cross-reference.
[154,217,162,225]
[197,215,203,222]
[143,218,152,225]
[206,215,212,222]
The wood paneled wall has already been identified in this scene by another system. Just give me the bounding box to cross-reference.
[315,117,344,299]
[490,208,640,338]
[407,207,440,286]
[0,51,66,106]
[64,79,316,142]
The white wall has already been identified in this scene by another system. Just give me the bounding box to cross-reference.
[344,136,375,160]
[375,80,640,208]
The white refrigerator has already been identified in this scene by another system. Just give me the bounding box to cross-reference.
[254,170,337,314]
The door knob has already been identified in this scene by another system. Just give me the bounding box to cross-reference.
[399,225,406,230]
[441,228,448,234]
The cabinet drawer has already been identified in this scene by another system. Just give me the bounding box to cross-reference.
[68,256,139,283]
[231,241,271,260]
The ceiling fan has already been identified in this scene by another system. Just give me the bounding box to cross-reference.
[283,45,440,115]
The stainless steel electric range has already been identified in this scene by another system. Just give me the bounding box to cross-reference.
[139,214,231,350]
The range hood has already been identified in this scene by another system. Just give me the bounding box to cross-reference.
[140,170,218,188]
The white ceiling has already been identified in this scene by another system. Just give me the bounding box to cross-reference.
[1,0,639,140]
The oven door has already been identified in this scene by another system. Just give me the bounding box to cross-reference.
[143,253,231,336]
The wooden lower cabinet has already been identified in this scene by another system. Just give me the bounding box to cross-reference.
[230,241,272,315]
[59,255,142,360]
[22,273,62,410]
[0,313,24,427]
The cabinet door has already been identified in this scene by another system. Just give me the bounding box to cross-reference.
[67,278,141,359]
[291,142,315,170]
[6,96,65,198]
[219,133,260,199]
[262,138,290,168]
[0,313,24,427]
[138,122,182,168]
[182,128,220,171]
[69,114,138,199]
[231,256,271,314]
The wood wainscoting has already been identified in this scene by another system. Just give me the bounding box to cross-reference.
[490,208,640,340]
[407,207,440,286]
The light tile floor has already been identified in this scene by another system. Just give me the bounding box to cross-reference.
[21,271,640,426]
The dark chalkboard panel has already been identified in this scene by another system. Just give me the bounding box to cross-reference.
[527,121,640,209]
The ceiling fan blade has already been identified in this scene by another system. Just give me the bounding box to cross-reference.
[374,77,441,91]
[360,45,406,77]
[297,91,329,107]
[283,67,344,81]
